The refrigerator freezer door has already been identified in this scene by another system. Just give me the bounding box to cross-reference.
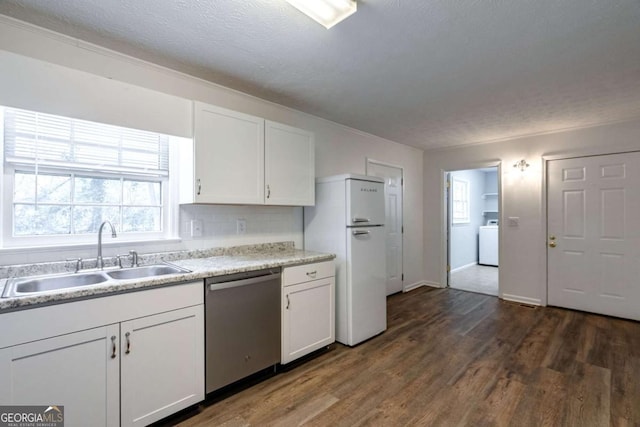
[346,179,385,227]
[343,226,387,345]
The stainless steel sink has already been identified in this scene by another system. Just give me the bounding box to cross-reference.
[2,264,191,298]
[3,272,109,297]
[105,264,190,280]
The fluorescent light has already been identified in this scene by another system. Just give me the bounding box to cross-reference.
[287,0,357,29]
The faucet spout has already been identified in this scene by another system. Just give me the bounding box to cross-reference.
[97,220,117,270]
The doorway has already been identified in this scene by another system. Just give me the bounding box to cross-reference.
[446,167,499,296]
[367,159,404,295]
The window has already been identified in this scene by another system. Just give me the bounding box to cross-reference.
[452,177,470,224]
[2,106,177,247]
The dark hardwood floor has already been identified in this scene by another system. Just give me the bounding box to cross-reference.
[172,287,640,426]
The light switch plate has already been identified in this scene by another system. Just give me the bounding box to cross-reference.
[190,219,203,237]
[508,217,519,227]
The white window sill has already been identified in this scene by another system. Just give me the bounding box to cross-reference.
[0,238,183,256]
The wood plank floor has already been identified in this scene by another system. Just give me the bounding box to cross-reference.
[166,287,640,427]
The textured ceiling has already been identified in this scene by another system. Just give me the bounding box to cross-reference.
[0,0,639,150]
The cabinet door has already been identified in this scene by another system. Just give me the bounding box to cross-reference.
[120,305,204,427]
[265,121,315,206]
[0,325,119,427]
[282,277,335,364]
[194,102,265,204]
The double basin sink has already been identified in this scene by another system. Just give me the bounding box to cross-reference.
[2,264,191,298]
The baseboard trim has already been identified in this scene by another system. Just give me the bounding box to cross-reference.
[403,281,432,292]
[450,262,478,273]
[501,293,542,306]
[404,280,444,292]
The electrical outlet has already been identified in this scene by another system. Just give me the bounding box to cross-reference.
[236,218,247,234]
[190,219,203,237]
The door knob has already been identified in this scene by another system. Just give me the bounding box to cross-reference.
[549,241,557,248]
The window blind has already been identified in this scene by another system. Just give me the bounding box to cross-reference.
[3,107,169,177]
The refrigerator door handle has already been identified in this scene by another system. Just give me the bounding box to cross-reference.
[352,217,370,223]
[352,230,370,236]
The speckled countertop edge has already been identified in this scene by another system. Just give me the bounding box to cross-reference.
[0,245,335,313]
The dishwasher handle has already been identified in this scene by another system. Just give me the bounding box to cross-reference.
[208,272,281,291]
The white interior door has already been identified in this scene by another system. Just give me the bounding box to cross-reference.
[547,152,640,320]
[367,161,404,295]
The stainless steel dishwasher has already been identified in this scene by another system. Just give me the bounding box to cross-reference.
[205,268,281,393]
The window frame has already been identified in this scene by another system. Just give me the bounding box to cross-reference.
[451,177,471,225]
[0,106,181,249]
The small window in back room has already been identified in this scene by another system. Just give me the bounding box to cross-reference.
[1,106,178,247]
[452,177,470,224]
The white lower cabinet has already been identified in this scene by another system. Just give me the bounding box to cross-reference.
[0,325,120,427]
[120,305,204,427]
[281,261,335,364]
[0,281,204,427]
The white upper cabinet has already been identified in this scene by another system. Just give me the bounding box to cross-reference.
[183,102,315,206]
[265,121,315,206]
[191,102,265,204]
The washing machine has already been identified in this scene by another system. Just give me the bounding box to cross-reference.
[479,225,499,266]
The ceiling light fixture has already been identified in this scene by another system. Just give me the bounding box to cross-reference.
[286,0,357,29]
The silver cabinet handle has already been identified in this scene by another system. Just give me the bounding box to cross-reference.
[306,270,317,278]
[197,179,202,195]
[352,217,370,223]
[286,294,290,309]
[110,335,117,359]
[353,230,370,236]
[267,185,271,199]
[125,332,131,355]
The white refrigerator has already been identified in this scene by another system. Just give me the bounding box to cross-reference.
[304,174,387,346]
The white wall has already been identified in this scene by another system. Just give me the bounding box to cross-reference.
[449,169,485,270]
[0,17,424,288]
[424,118,640,305]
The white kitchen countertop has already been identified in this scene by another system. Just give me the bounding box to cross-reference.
[0,246,334,313]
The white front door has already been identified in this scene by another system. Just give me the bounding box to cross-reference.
[547,152,640,320]
[367,161,404,295]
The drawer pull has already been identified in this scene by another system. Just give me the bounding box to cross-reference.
[286,294,290,309]
[306,270,317,278]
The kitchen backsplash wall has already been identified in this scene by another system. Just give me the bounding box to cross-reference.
[0,205,303,267]
[179,205,303,250]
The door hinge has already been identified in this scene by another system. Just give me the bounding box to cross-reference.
[401,178,404,186]
[401,226,404,233]
[446,181,450,189]
[401,274,404,281]
[447,265,451,272]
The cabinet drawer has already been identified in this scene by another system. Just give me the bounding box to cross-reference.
[283,260,334,286]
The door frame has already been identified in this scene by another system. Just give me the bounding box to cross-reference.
[542,146,640,307]
[366,158,404,292]
[440,162,502,294]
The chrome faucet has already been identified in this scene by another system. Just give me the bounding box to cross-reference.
[97,220,117,269]
[129,250,139,268]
